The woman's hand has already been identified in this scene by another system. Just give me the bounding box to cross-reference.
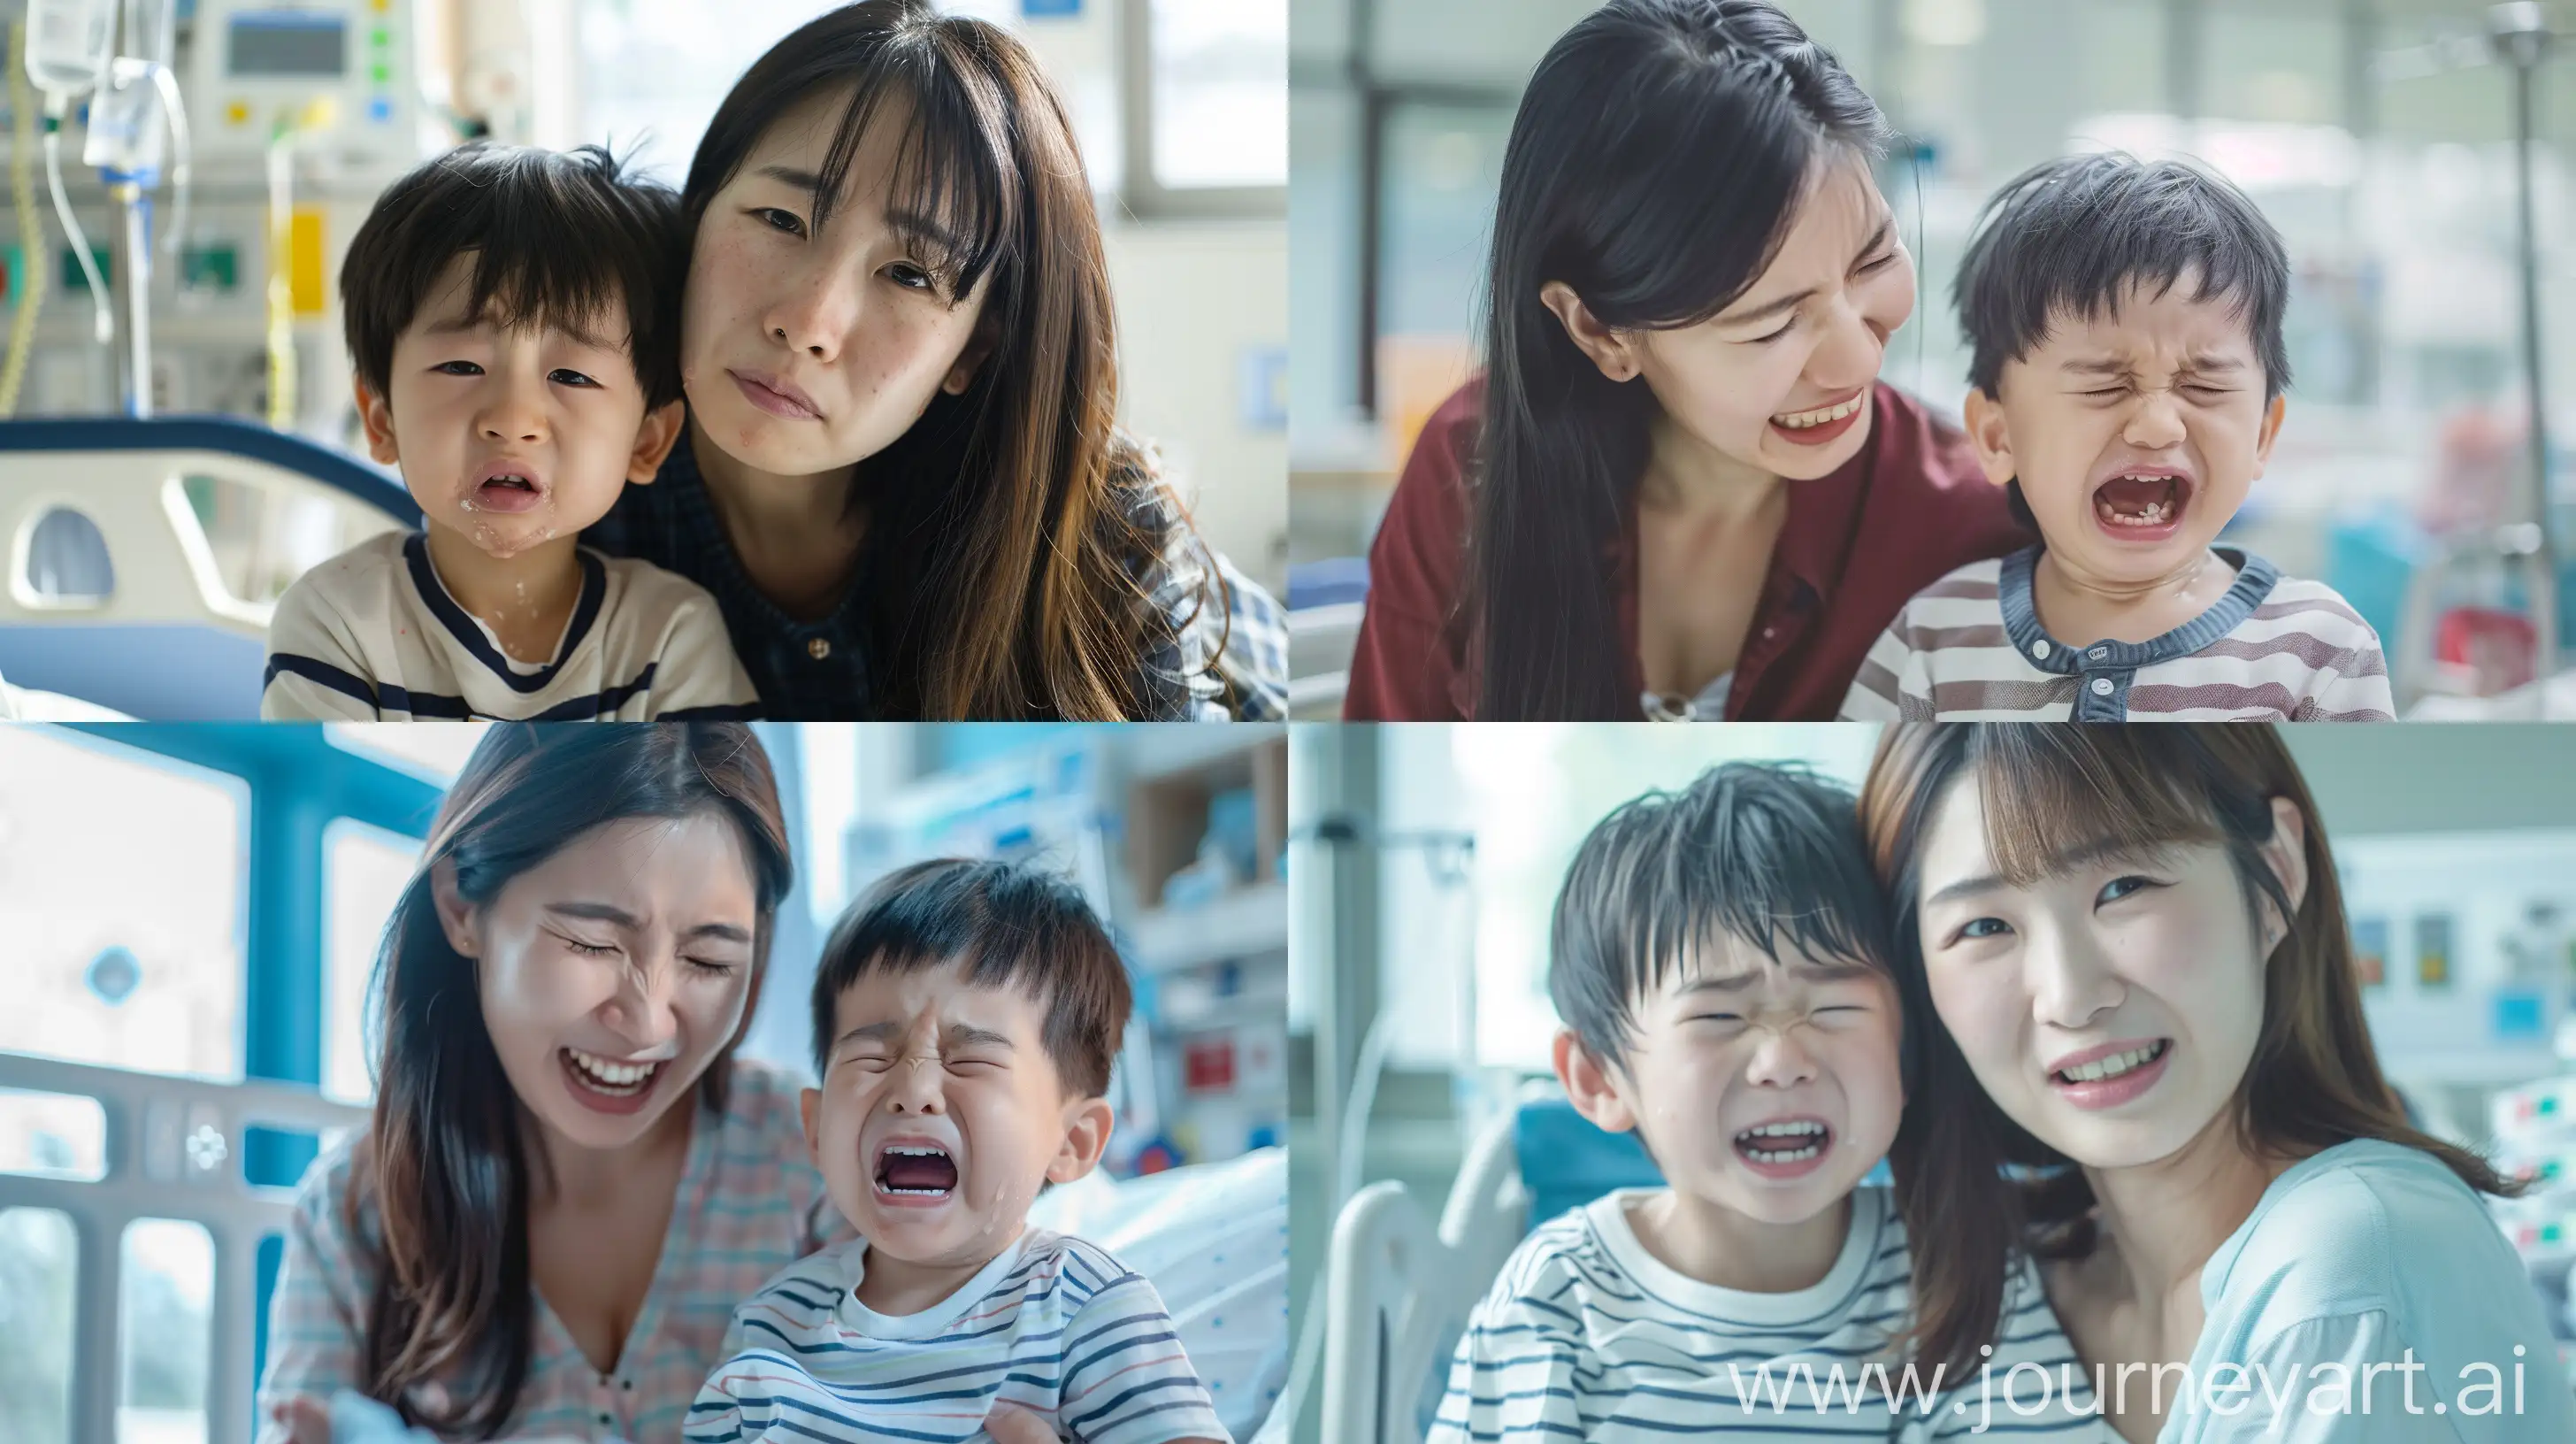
[271,1396,334,1444]
[984,1402,1062,1444]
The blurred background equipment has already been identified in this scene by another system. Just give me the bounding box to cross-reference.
[0,720,1291,1444]
[1284,721,2576,1444]
[0,0,1288,718]
[1285,0,2576,718]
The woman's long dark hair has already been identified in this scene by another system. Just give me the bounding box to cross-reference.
[1859,725,2518,1380]
[349,725,794,1438]
[683,0,1227,720]
[1464,0,1889,718]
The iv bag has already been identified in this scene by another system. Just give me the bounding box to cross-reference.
[25,0,114,97]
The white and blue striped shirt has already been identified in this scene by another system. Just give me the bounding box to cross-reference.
[1430,1185,2119,1442]
[686,1228,1229,1444]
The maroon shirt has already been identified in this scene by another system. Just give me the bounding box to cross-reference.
[1343,378,2033,720]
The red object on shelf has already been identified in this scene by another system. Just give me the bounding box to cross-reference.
[1184,1037,1237,1092]
[2434,606,2539,695]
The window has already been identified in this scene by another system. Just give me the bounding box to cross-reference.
[1378,725,1885,1070]
[1145,0,1286,190]
[320,820,422,1106]
[321,723,490,786]
[0,731,245,1081]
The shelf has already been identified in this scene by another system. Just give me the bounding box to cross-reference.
[1126,881,1289,973]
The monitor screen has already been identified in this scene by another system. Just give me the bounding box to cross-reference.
[227,13,347,78]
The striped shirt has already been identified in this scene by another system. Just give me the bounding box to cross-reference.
[585,430,1288,721]
[263,530,761,720]
[254,1057,850,1444]
[1839,546,2396,722]
[1429,1186,2118,1442]
[686,1230,1229,1444]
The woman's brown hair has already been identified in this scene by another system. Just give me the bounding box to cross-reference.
[349,724,795,1437]
[1857,724,2517,1381]
[682,0,1230,720]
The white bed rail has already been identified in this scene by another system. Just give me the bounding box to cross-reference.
[1319,1106,1527,1444]
[0,1051,370,1444]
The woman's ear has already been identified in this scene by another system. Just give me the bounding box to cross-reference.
[1554,1028,1638,1135]
[428,858,481,959]
[2258,795,2311,947]
[940,311,1000,396]
[1538,281,1644,384]
[1961,385,2019,488]
[1046,1095,1116,1185]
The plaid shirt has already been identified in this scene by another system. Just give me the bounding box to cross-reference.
[583,434,1286,721]
[254,1058,851,1444]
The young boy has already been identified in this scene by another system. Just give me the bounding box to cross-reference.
[263,142,757,721]
[1431,764,2112,1443]
[686,858,1228,1444]
[1841,152,2394,722]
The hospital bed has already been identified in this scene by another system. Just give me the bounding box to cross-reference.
[0,1049,1291,1444]
[0,417,416,719]
[1319,1085,1664,1444]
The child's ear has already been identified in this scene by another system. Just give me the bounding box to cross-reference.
[1045,1095,1116,1186]
[426,858,479,959]
[799,1087,824,1171]
[1961,385,2018,488]
[1553,1028,1638,1135]
[625,399,686,484]
[354,378,401,466]
[2250,393,2287,477]
[1537,281,1644,385]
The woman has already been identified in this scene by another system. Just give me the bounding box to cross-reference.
[586,0,1284,722]
[252,724,1048,1444]
[1861,726,2570,1441]
[1344,0,2028,721]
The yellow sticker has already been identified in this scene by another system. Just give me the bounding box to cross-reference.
[289,207,326,316]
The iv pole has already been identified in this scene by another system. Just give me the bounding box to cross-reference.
[2493,2,2557,678]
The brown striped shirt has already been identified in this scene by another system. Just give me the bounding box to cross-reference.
[1838,546,2396,722]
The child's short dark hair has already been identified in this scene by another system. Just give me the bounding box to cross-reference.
[1550,762,1891,1074]
[341,142,686,411]
[1955,151,2292,404]
[810,857,1132,1098]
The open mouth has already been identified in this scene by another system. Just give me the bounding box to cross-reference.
[466,471,546,515]
[557,1047,665,1108]
[2090,471,2193,534]
[1767,389,1867,447]
[2051,1039,2170,1087]
[873,1142,960,1201]
[1732,1118,1832,1167]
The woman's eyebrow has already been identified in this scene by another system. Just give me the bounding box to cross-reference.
[1924,838,2154,908]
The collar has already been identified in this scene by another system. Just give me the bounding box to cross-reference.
[403,533,605,694]
[1998,543,2281,673]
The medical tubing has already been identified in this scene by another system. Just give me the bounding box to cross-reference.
[3,21,51,416]
[42,97,111,345]
[150,59,187,259]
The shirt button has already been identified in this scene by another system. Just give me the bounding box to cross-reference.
[2031,640,2051,660]
[1762,627,1776,640]
[807,636,832,660]
[2090,677,2115,696]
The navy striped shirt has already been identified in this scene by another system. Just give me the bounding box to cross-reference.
[585,432,1287,721]
[1430,1186,2117,1442]
[686,1229,1228,1444]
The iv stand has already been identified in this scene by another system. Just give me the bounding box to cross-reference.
[2493,3,2557,677]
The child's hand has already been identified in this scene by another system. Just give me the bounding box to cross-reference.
[983,1402,1062,1444]
[271,1396,334,1444]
